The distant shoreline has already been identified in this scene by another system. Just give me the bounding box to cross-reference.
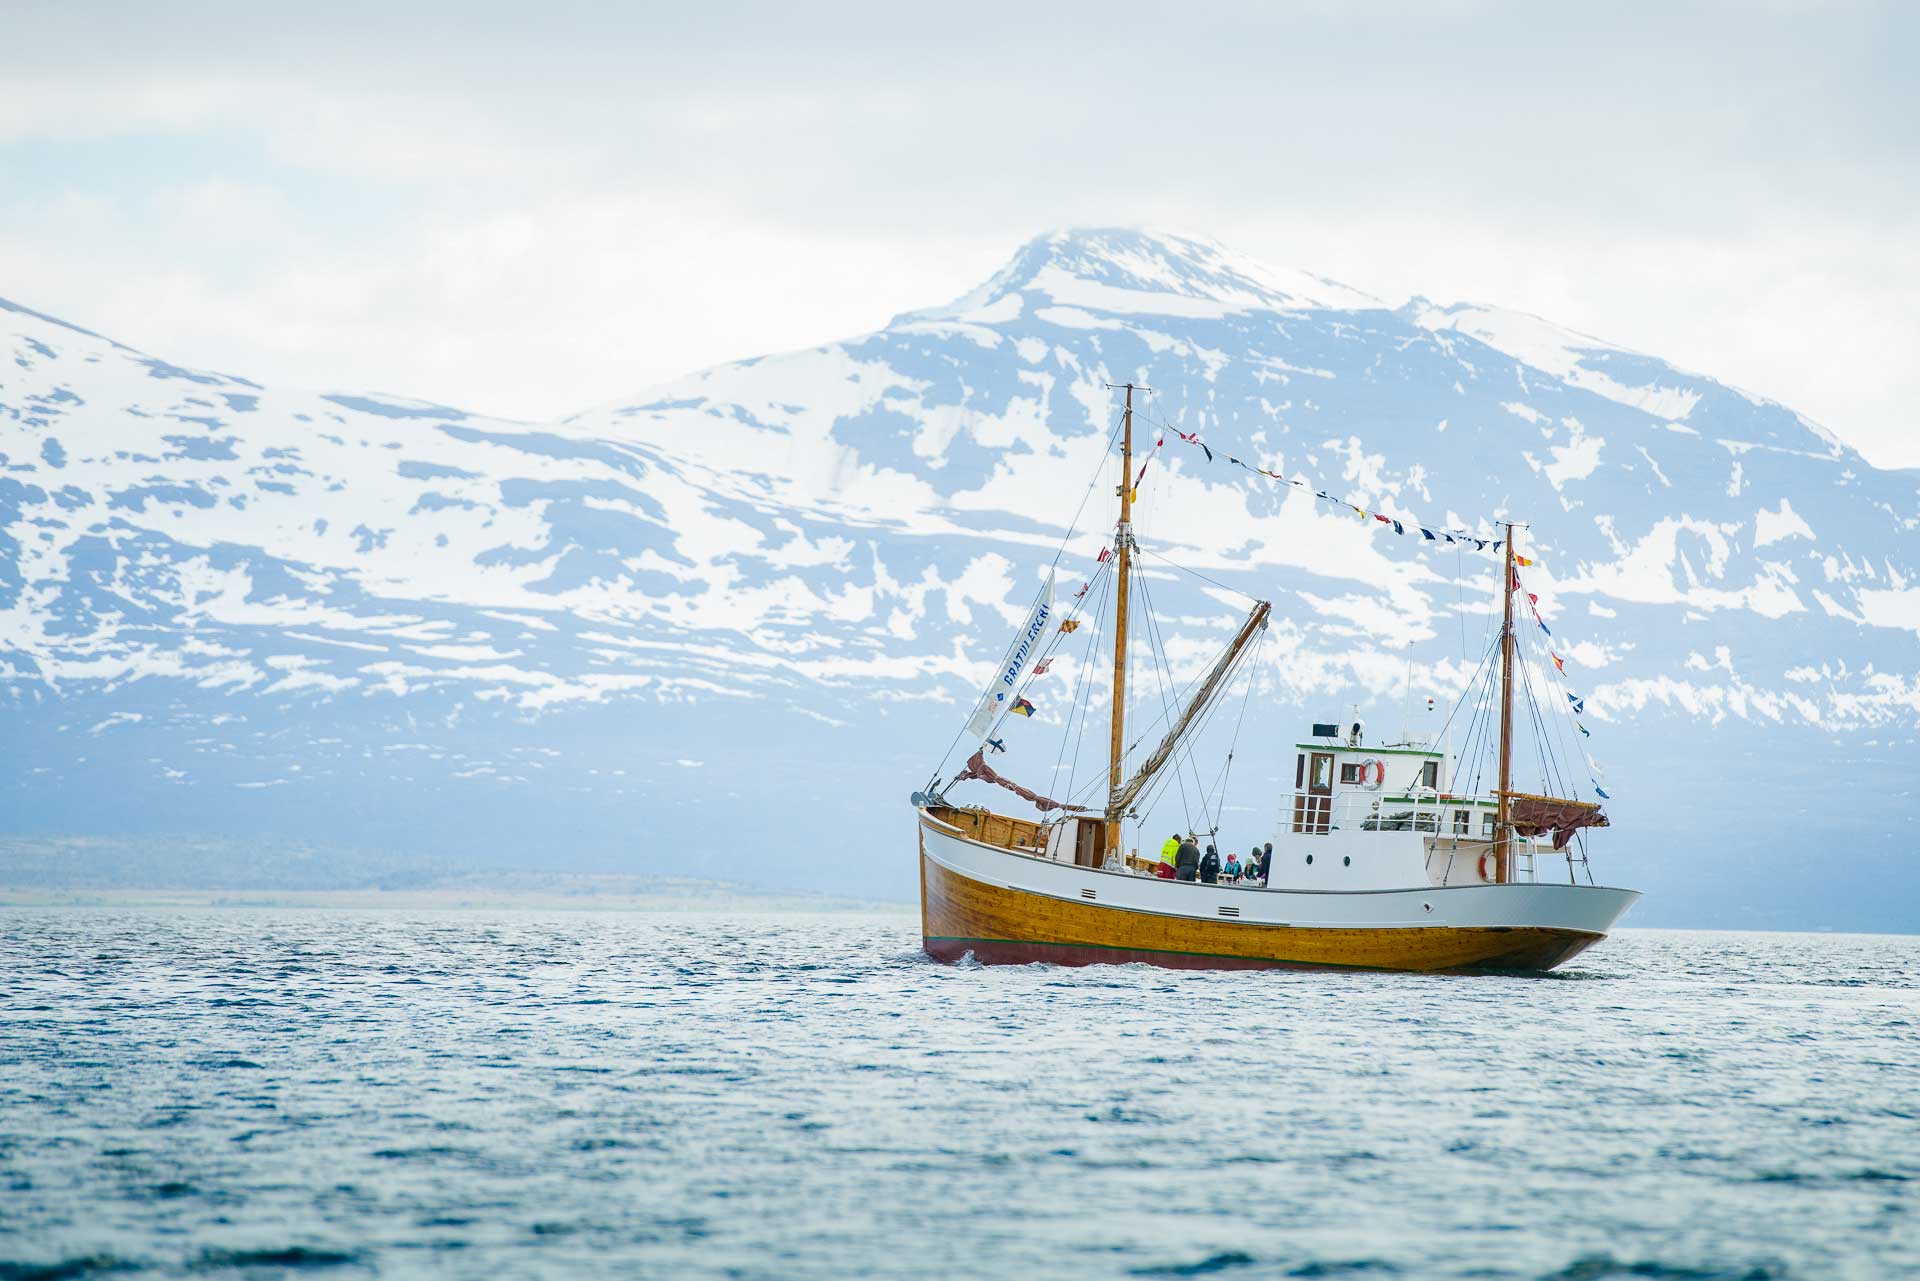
[0,886,913,913]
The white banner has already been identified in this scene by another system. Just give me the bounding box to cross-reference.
[963,576,1055,745]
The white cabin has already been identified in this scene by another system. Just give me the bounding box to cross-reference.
[1269,724,1540,890]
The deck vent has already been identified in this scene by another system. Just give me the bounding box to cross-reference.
[1080,888,1098,901]
[1217,905,1241,918]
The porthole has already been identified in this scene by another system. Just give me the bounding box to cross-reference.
[1422,902,1433,914]
[1305,854,1314,865]
[1343,856,1351,867]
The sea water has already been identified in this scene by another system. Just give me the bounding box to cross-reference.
[1,908,1914,1280]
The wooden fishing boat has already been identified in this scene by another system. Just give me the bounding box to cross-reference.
[912,383,1638,973]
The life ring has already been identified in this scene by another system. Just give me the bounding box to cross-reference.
[1357,758,1386,790]
[1479,852,1499,882]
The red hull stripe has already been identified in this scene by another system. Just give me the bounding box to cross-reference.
[923,933,1598,974]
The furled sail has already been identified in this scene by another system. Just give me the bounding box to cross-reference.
[1506,792,1610,850]
[952,748,1086,813]
[962,576,1055,746]
[1107,600,1270,820]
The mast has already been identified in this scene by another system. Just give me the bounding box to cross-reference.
[1494,522,1517,884]
[1105,382,1136,862]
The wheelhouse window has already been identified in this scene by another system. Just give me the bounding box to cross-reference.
[1421,760,1440,790]
[1482,813,1497,838]
[1453,810,1470,835]
[1339,762,1360,785]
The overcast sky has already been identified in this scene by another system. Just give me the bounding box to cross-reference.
[3,1,1916,465]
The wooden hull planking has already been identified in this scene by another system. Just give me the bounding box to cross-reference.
[920,834,1605,974]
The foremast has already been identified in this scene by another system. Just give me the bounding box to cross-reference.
[1104,382,1138,863]
[1098,381,1268,861]
[1495,522,1517,884]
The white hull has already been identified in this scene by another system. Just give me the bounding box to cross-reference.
[921,810,1640,936]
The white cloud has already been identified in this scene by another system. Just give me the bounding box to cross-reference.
[0,4,1915,463]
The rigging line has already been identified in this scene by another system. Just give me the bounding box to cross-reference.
[924,573,1052,790]
[1106,562,1249,757]
[1448,660,1487,801]
[1456,642,1500,802]
[969,549,1120,752]
[1456,541,1470,660]
[1136,565,1226,836]
[1210,625,1265,825]
[1141,402,1497,543]
[1134,541,1260,605]
[1516,646,1557,797]
[1522,597,1599,797]
[1044,408,1130,579]
[1518,620,1577,803]
[1518,624,1575,803]
[939,404,1123,791]
[1131,563,1197,836]
[1132,568,1194,802]
[1433,628,1503,779]
[1120,622,1250,825]
[1063,570,1113,811]
[1127,621,1265,834]
[1052,567,1109,808]
[1095,591,1264,818]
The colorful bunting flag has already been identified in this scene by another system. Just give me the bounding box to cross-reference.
[1517,564,1612,800]
[986,738,1006,753]
[1010,698,1036,718]
[1096,546,1112,564]
[1142,418,1507,551]
[1032,658,1053,676]
[1059,620,1081,634]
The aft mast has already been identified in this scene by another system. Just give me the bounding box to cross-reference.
[1494,522,1517,884]
[1105,382,1138,864]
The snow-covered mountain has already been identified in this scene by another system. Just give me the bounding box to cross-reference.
[3,229,1915,928]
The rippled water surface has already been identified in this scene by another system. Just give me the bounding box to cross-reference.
[1,909,1915,1280]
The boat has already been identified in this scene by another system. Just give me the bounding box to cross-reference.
[912,383,1639,973]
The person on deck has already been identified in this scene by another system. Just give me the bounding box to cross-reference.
[1156,833,1180,880]
[1200,844,1221,884]
[1258,843,1273,884]
[1223,850,1241,881]
[1175,835,1200,882]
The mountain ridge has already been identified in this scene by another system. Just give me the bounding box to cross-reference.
[2,228,1915,929]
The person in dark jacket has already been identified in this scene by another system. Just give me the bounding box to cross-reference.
[1259,842,1274,883]
[1174,835,1200,882]
[1199,844,1221,884]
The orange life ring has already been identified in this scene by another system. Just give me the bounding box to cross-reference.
[1478,852,1498,882]
[1357,758,1385,789]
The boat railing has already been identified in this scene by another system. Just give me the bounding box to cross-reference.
[1288,789,1500,837]
[1287,789,1560,842]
